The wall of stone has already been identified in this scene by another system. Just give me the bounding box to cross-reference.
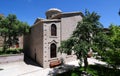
[31,22,44,67]
[42,15,82,68]
[42,21,61,68]
[61,15,82,41]
[59,15,82,63]
[24,22,44,67]
[0,36,23,48]
[23,34,30,56]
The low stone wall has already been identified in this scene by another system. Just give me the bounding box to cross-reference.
[0,53,24,64]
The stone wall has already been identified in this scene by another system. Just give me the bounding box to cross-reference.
[0,36,23,48]
[42,20,61,68]
[24,22,44,67]
[61,15,82,41]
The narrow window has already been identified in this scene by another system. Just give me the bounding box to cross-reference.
[50,43,57,58]
[51,24,57,36]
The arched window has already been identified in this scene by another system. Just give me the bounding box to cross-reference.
[51,24,57,36]
[50,43,57,58]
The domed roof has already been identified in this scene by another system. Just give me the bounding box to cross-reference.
[47,8,62,12]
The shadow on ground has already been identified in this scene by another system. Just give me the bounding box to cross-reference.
[0,68,3,71]
[48,64,78,76]
[53,64,120,76]
[88,64,120,76]
[24,55,41,67]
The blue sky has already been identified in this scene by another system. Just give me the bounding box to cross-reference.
[0,0,120,27]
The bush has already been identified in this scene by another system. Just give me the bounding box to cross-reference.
[102,49,120,69]
[0,48,23,55]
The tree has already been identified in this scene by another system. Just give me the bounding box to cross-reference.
[59,10,103,71]
[96,24,120,70]
[0,14,30,52]
[109,25,120,48]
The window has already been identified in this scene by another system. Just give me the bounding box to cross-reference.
[50,43,57,58]
[51,24,57,36]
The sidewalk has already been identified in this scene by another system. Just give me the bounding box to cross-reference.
[0,61,43,76]
[0,58,106,76]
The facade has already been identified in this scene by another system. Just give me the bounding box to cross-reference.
[24,8,83,68]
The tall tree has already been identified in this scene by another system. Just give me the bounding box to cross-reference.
[0,14,30,52]
[109,24,120,48]
[96,24,120,70]
[59,10,103,71]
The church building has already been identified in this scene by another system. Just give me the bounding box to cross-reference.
[24,8,83,68]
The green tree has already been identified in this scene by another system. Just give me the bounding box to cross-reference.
[96,24,120,70]
[109,24,120,48]
[59,10,103,71]
[0,14,30,52]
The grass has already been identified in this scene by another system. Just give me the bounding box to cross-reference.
[56,64,120,76]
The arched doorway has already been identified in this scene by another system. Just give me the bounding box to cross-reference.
[50,43,57,58]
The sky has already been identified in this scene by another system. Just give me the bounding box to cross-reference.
[0,0,120,27]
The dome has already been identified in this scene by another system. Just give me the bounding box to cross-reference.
[47,8,62,12]
[46,8,62,19]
